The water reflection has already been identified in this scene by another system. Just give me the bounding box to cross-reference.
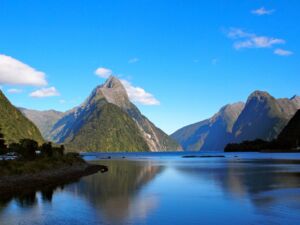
[176,159,300,207]
[67,160,164,224]
[1,156,300,225]
[0,180,72,211]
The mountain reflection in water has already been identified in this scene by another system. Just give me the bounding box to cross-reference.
[1,155,300,225]
[66,160,163,224]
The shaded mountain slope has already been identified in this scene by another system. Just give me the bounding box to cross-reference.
[172,102,244,151]
[0,91,44,144]
[19,108,64,141]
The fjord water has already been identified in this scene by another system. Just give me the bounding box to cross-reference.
[1,153,300,225]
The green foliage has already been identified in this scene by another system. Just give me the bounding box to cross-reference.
[40,142,65,157]
[0,154,84,176]
[19,139,39,160]
[0,91,44,144]
[0,128,7,154]
[66,103,150,152]
[4,139,65,160]
[41,142,53,157]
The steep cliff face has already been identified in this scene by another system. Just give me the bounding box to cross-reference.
[231,91,300,143]
[172,102,245,151]
[48,76,181,152]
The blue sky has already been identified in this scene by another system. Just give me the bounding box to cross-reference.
[0,0,299,134]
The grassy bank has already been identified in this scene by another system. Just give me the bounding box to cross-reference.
[0,153,85,177]
[0,154,108,195]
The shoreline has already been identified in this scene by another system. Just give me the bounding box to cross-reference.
[0,162,108,195]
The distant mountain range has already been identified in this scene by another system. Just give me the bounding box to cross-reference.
[3,77,299,153]
[0,91,44,144]
[172,91,300,151]
[19,108,64,141]
[225,109,300,152]
[20,76,181,152]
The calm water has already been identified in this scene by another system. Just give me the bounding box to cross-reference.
[1,152,300,225]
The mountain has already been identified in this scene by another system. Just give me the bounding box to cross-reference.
[19,108,64,141]
[225,109,300,152]
[48,76,181,152]
[277,110,300,146]
[231,91,300,143]
[173,91,300,151]
[172,102,245,151]
[0,91,44,144]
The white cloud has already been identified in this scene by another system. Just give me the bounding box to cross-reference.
[30,87,60,98]
[251,7,275,16]
[95,67,160,106]
[95,67,112,78]
[7,88,23,94]
[234,36,285,49]
[120,79,160,106]
[0,54,47,86]
[59,99,67,104]
[128,58,139,64]
[226,28,285,50]
[274,48,293,56]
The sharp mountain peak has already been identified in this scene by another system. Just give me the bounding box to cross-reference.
[84,76,131,109]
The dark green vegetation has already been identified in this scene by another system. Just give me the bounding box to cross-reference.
[0,130,70,176]
[66,103,150,152]
[0,128,6,151]
[277,110,300,146]
[0,153,83,177]
[42,76,181,152]
[173,91,300,151]
[0,129,107,195]
[2,78,181,153]
[225,110,300,152]
[0,91,44,144]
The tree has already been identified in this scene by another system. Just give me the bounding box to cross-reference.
[0,127,7,154]
[41,142,53,157]
[19,139,38,160]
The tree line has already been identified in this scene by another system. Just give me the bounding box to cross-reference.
[0,128,65,160]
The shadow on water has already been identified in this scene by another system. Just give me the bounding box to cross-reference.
[0,178,75,211]
[66,160,164,224]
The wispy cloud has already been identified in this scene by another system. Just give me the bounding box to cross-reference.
[7,88,23,94]
[251,7,275,16]
[128,58,139,64]
[274,48,294,56]
[121,79,160,106]
[95,67,160,106]
[226,28,285,50]
[95,67,112,78]
[30,87,60,98]
[0,54,47,86]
